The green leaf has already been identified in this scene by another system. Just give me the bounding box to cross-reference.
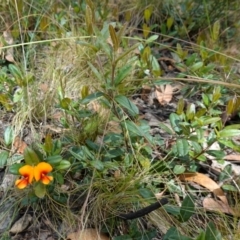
[212,86,221,102]
[173,165,186,174]
[186,103,195,121]
[222,184,238,191]
[90,160,104,170]
[205,222,222,240]
[55,160,71,170]
[34,182,46,198]
[206,150,225,159]
[4,126,13,146]
[46,155,62,166]
[24,147,40,165]
[114,65,132,86]
[158,122,174,134]
[115,95,139,117]
[212,21,220,41]
[202,93,209,107]
[226,99,234,116]
[105,149,124,158]
[11,154,24,163]
[151,55,161,76]
[8,64,23,85]
[139,188,155,199]
[179,195,195,222]
[81,91,104,104]
[189,141,202,154]
[190,62,203,71]
[218,139,240,152]
[219,129,240,138]
[13,88,23,103]
[144,7,152,22]
[81,85,89,99]
[0,150,9,168]
[176,139,189,157]
[52,139,62,155]
[142,23,150,38]
[43,134,53,154]
[223,124,240,130]
[60,98,71,110]
[195,231,205,240]
[176,98,185,115]
[163,205,180,216]
[186,53,197,66]
[54,172,64,185]
[170,113,182,134]
[196,108,207,118]
[88,62,103,82]
[163,227,192,240]
[124,120,143,137]
[219,164,232,182]
[145,34,159,43]
[9,163,24,175]
[167,17,174,30]
[139,157,151,169]
[201,117,221,125]
[176,43,184,58]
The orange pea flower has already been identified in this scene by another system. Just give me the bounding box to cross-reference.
[34,162,53,185]
[15,162,53,189]
[15,165,34,189]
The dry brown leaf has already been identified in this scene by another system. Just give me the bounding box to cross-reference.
[155,190,165,200]
[10,214,32,234]
[203,198,234,215]
[224,154,240,161]
[107,120,121,133]
[179,173,228,204]
[39,83,49,93]
[67,229,110,240]
[13,136,27,154]
[3,30,15,63]
[5,53,15,63]
[155,84,173,105]
[114,169,121,179]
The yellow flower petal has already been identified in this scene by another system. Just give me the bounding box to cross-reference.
[19,165,34,183]
[15,178,29,189]
[41,175,53,185]
[15,165,35,189]
[34,162,53,184]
